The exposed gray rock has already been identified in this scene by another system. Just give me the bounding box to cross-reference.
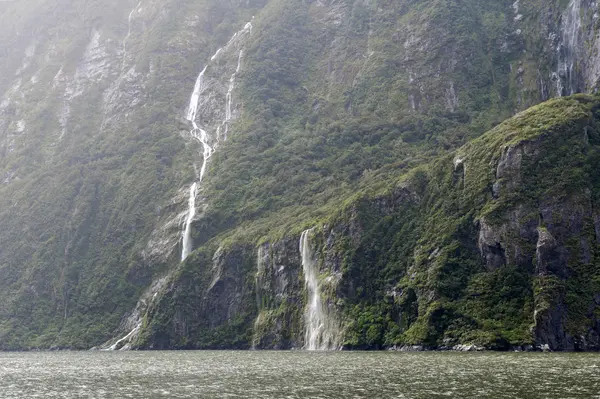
[535,227,564,276]
[253,238,304,349]
[495,139,540,196]
[395,345,426,352]
[478,218,507,270]
[204,246,253,329]
[452,344,485,352]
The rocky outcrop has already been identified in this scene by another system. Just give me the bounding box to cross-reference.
[138,244,257,350]
[252,239,304,349]
[478,219,507,270]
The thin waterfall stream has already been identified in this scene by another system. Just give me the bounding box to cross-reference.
[554,0,583,96]
[101,1,142,132]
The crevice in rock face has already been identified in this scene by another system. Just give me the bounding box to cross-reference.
[478,219,507,270]
[593,201,600,244]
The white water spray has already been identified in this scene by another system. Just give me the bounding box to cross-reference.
[107,324,140,351]
[186,65,214,182]
[555,0,583,96]
[181,182,198,262]
[221,22,252,140]
[180,64,215,262]
[300,229,340,350]
[252,245,267,349]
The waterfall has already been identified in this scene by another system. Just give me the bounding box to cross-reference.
[181,182,198,262]
[555,0,583,96]
[186,66,214,184]
[223,51,243,140]
[180,64,214,262]
[186,66,208,123]
[252,245,267,349]
[300,229,340,350]
[106,324,141,351]
[100,275,168,351]
[122,2,142,69]
[221,21,251,141]
[255,245,266,309]
[180,21,252,262]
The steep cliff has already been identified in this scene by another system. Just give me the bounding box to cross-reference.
[138,95,600,351]
[0,0,599,351]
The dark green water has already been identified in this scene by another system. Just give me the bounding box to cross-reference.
[1,351,599,398]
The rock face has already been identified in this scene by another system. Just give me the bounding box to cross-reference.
[252,240,304,349]
[139,244,257,349]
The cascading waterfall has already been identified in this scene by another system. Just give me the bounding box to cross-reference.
[300,229,340,350]
[555,0,583,96]
[219,21,251,142]
[255,245,265,310]
[101,275,169,351]
[180,64,213,262]
[180,21,252,262]
[226,52,242,122]
[186,65,213,183]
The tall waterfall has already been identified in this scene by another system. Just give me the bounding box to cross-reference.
[300,229,340,350]
[180,64,213,262]
[255,245,266,310]
[181,182,198,262]
[252,245,267,349]
[223,51,243,140]
[555,0,583,96]
[180,22,252,262]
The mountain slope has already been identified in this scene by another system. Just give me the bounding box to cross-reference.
[0,0,599,350]
[0,0,265,349]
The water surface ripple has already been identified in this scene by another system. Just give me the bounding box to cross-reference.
[1,351,599,398]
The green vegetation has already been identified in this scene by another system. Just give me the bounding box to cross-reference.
[1,0,599,351]
[0,0,262,349]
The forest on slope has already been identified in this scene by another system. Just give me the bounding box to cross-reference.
[0,0,599,351]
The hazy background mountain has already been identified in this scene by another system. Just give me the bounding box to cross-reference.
[0,0,599,351]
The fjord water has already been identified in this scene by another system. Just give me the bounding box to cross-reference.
[1,351,599,398]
